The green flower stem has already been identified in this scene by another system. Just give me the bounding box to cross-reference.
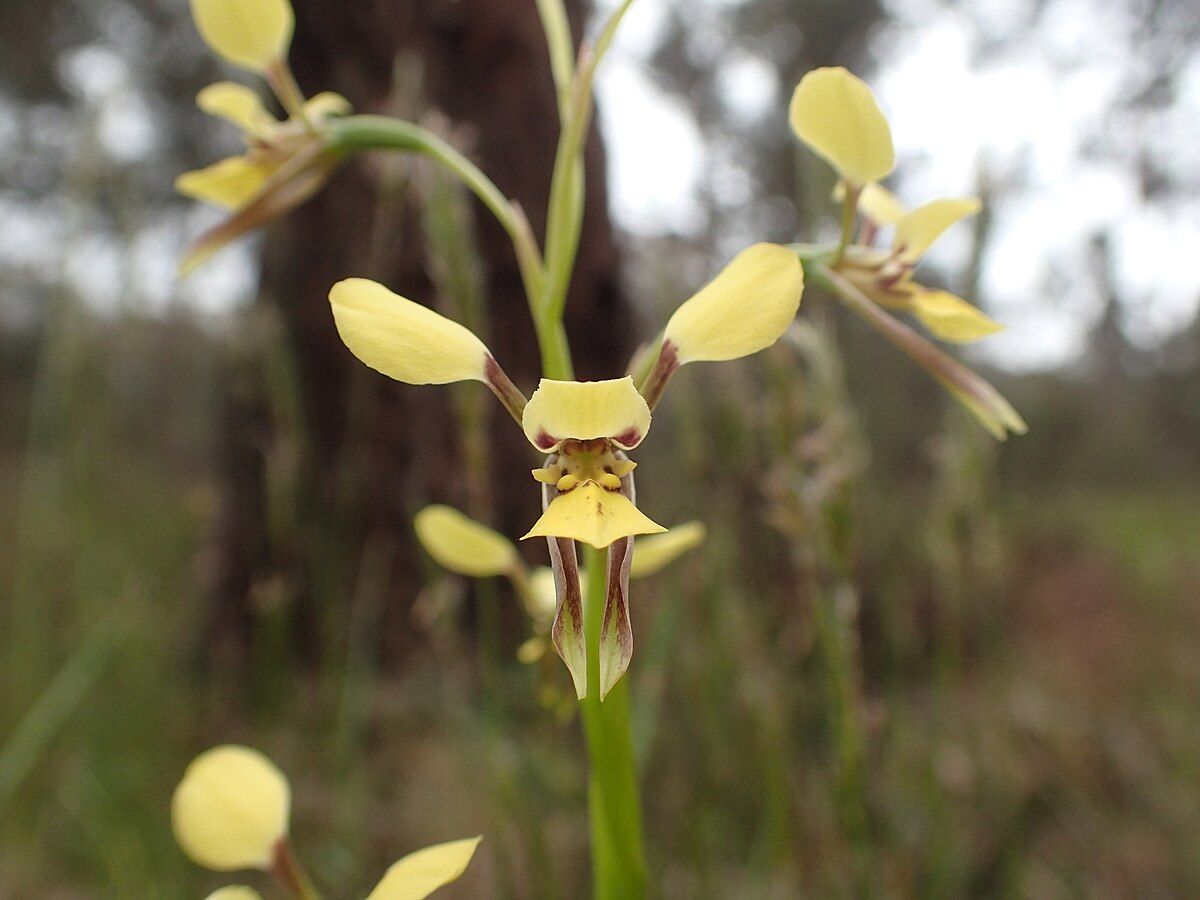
[580,545,647,900]
[328,116,544,306]
[832,183,861,268]
[534,0,575,118]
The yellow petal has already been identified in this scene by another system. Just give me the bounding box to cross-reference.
[413,505,518,578]
[857,182,906,225]
[171,745,290,872]
[663,243,804,365]
[196,82,275,137]
[910,290,1004,343]
[522,377,651,452]
[204,889,264,900]
[365,836,482,900]
[329,279,491,385]
[522,482,666,549]
[893,197,981,262]
[516,635,549,664]
[302,91,353,121]
[629,521,706,579]
[190,0,294,73]
[789,67,895,186]
[175,156,272,210]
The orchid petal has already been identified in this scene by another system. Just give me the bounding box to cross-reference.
[629,521,706,579]
[522,377,651,453]
[365,836,482,900]
[547,531,587,698]
[190,0,294,73]
[414,506,518,578]
[663,243,804,365]
[894,197,981,262]
[171,746,290,872]
[911,290,1004,343]
[599,535,634,699]
[789,67,895,186]
[196,82,275,138]
[175,156,273,210]
[329,279,492,385]
[522,482,666,549]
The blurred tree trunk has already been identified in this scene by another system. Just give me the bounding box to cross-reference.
[208,0,633,669]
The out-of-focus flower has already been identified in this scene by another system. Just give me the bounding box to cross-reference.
[171,745,289,872]
[173,745,480,899]
[179,0,351,274]
[790,67,1024,438]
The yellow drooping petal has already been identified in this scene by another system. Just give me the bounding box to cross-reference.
[663,243,804,365]
[190,0,294,73]
[893,197,981,262]
[522,483,666,549]
[171,745,290,872]
[175,156,273,210]
[329,279,491,385]
[522,377,651,452]
[204,888,263,900]
[196,82,275,138]
[629,521,706,579]
[365,836,482,900]
[789,67,895,186]
[414,505,518,578]
[910,291,1004,343]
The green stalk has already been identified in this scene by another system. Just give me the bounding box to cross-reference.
[580,545,647,899]
[329,116,544,306]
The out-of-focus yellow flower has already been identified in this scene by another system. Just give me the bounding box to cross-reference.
[190,0,294,73]
[789,67,894,187]
[629,521,707,578]
[175,746,481,899]
[839,194,1003,343]
[171,745,290,872]
[365,836,482,900]
[179,0,351,274]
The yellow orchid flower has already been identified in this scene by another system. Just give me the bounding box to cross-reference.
[329,244,800,696]
[173,746,480,899]
[790,67,1024,438]
[179,0,352,274]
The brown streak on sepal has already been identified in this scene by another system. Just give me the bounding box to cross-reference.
[544,479,586,698]
[638,339,679,411]
[598,464,637,699]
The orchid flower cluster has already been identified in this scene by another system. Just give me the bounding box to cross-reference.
[171,745,479,900]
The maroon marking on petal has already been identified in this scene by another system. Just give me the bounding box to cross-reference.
[534,430,558,451]
[611,428,642,448]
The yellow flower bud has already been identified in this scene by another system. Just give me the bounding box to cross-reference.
[171,745,290,872]
[204,888,263,900]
